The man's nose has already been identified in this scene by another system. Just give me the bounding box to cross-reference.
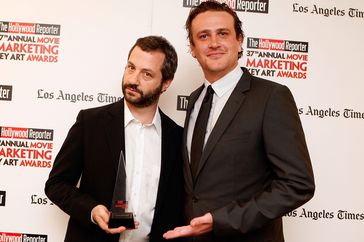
[208,35,220,48]
[127,71,140,84]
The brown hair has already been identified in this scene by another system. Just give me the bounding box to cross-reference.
[185,0,244,58]
[128,36,178,82]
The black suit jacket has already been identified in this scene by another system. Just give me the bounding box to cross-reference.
[45,100,184,242]
[182,68,315,242]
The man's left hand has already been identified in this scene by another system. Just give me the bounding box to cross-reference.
[163,213,213,239]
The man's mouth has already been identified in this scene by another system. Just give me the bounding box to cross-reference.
[124,85,142,95]
[207,52,225,58]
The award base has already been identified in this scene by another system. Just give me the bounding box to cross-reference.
[108,212,135,229]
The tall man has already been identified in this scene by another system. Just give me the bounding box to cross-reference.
[45,36,184,242]
[164,1,315,242]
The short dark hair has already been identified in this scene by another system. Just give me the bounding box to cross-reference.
[185,0,244,58]
[128,36,178,82]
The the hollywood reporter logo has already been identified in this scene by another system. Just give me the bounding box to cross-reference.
[0,232,47,242]
[0,191,6,206]
[0,85,12,101]
[0,127,53,140]
[183,0,269,14]
[245,37,309,79]
[247,37,308,52]
[0,21,60,63]
[177,95,189,111]
[0,126,54,168]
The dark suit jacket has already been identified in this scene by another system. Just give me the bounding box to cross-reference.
[45,100,184,242]
[182,68,315,242]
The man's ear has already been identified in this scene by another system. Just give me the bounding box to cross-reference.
[238,34,243,52]
[190,41,196,58]
[161,79,172,93]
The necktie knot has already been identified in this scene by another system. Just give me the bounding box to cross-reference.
[203,85,214,103]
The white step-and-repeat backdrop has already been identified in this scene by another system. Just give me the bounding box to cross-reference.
[1,0,363,241]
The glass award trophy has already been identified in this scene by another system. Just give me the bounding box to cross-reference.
[108,150,135,229]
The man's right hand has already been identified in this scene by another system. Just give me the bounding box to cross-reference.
[91,205,127,234]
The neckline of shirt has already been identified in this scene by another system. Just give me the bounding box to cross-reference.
[123,100,161,135]
[204,65,243,98]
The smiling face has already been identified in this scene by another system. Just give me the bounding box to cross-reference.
[122,46,171,108]
[190,11,243,83]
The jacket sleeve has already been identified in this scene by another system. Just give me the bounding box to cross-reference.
[45,110,99,228]
[211,85,315,235]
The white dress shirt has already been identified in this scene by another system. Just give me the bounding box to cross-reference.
[120,101,162,242]
[187,65,243,160]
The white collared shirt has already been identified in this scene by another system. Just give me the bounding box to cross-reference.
[187,65,243,160]
[120,101,162,242]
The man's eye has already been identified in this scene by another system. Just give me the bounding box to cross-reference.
[127,65,135,71]
[199,34,208,40]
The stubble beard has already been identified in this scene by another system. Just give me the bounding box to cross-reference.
[122,82,163,108]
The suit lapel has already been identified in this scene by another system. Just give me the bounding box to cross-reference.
[153,110,167,217]
[155,109,183,218]
[104,100,125,170]
[196,68,252,179]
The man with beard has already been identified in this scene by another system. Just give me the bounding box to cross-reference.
[45,36,184,242]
